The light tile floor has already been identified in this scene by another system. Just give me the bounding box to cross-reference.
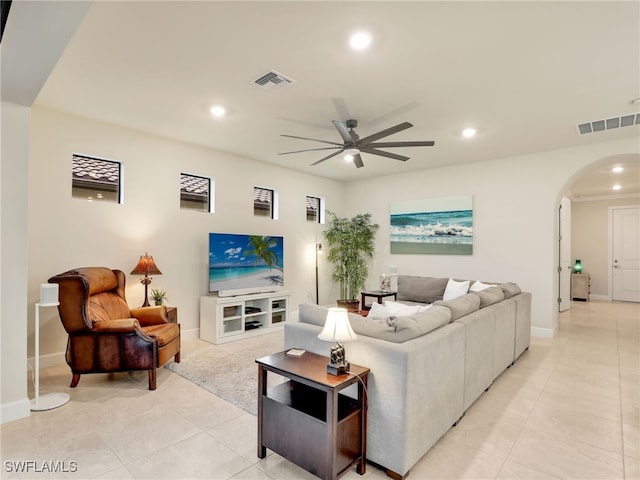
[1,300,638,479]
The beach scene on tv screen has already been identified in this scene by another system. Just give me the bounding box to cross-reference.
[209,233,284,292]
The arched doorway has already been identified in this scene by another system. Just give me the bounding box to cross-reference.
[556,154,640,310]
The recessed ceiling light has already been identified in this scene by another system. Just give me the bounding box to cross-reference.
[612,166,624,173]
[209,105,226,118]
[349,31,372,50]
[612,184,622,191]
[462,128,477,138]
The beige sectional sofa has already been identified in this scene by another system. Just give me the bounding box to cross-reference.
[284,275,531,479]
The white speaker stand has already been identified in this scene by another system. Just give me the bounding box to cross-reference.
[30,301,70,411]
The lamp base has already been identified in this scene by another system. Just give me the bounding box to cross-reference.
[30,393,70,411]
[327,362,350,376]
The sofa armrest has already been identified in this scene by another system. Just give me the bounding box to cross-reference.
[92,318,139,333]
[130,306,170,326]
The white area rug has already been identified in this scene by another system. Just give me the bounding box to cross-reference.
[165,331,284,415]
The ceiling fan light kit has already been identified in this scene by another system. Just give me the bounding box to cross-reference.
[279,118,435,169]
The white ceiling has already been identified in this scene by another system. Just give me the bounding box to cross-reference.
[8,1,640,196]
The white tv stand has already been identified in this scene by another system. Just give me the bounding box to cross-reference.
[200,291,291,344]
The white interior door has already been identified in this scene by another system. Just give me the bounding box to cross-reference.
[558,197,571,311]
[612,206,640,302]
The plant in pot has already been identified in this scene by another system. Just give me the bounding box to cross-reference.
[150,289,168,306]
[323,211,379,311]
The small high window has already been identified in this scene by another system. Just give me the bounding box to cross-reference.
[254,186,278,219]
[72,154,122,203]
[306,195,324,223]
[180,173,212,212]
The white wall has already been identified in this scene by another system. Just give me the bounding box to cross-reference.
[1,101,31,423]
[572,196,640,299]
[27,107,345,364]
[346,137,640,337]
[21,107,640,374]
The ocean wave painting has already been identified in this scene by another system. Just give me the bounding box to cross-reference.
[390,195,473,254]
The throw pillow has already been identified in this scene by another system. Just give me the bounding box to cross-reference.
[384,300,432,315]
[443,279,470,301]
[469,280,496,292]
[367,301,389,320]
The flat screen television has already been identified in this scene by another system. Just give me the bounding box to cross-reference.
[209,232,284,296]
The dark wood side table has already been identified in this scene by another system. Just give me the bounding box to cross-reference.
[360,290,397,311]
[256,351,369,480]
[165,306,177,323]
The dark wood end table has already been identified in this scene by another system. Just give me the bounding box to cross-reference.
[165,306,177,323]
[360,290,397,311]
[256,350,369,480]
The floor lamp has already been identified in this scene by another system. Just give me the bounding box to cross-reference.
[30,284,70,411]
[315,243,322,304]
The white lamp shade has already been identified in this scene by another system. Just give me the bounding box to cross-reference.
[318,307,358,343]
[40,284,59,306]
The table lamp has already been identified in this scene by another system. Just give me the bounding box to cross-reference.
[317,307,358,375]
[130,253,162,307]
[573,259,583,273]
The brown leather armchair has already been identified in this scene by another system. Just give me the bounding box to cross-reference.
[48,267,181,390]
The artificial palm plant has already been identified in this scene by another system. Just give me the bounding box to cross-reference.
[323,211,379,306]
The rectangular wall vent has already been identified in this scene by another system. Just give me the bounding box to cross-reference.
[577,113,640,135]
[253,69,295,92]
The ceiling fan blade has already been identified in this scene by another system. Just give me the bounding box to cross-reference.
[281,134,343,147]
[358,122,413,145]
[360,147,410,162]
[310,149,344,166]
[367,140,435,148]
[278,146,341,155]
[353,153,364,168]
[332,120,357,143]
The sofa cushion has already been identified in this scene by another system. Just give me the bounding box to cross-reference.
[434,293,480,321]
[499,282,522,298]
[298,303,451,343]
[472,286,505,307]
[385,307,451,342]
[443,279,470,300]
[397,275,449,303]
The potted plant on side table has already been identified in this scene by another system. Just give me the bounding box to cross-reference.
[323,211,379,311]
[150,289,168,306]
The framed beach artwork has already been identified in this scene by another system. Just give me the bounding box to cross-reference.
[390,195,473,255]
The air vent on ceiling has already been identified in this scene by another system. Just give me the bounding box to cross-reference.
[253,69,295,92]
[576,113,640,135]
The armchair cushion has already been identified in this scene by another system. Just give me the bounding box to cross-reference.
[143,323,180,346]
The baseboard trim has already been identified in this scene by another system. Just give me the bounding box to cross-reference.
[589,294,610,301]
[531,326,556,338]
[1,397,30,424]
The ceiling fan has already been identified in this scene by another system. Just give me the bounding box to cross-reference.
[279,119,435,168]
